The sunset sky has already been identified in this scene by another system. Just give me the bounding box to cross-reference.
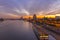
[0,0,60,18]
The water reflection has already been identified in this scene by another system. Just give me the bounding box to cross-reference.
[0,20,37,40]
[23,21,31,30]
[0,20,4,23]
[49,35,56,40]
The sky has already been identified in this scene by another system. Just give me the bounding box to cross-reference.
[0,0,60,18]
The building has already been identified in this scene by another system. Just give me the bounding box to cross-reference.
[55,16,60,20]
[33,14,37,21]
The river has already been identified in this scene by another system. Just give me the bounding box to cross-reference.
[0,20,38,40]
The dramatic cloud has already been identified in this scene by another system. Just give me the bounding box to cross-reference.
[47,0,60,14]
[0,0,60,18]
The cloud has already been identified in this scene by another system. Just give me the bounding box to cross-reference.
[0,6,4,8]
[13,8,20,13]
[0,0,60,16]
[0,13,19,18]
[13,7,30,15]
[47,0,60,14]
[21,8,29,15]
[7,14,18,16]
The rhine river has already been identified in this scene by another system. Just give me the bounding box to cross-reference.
[0,20,38,40]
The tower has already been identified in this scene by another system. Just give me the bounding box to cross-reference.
[33,14,37,21]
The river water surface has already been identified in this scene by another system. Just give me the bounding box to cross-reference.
[0,20,38,40]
